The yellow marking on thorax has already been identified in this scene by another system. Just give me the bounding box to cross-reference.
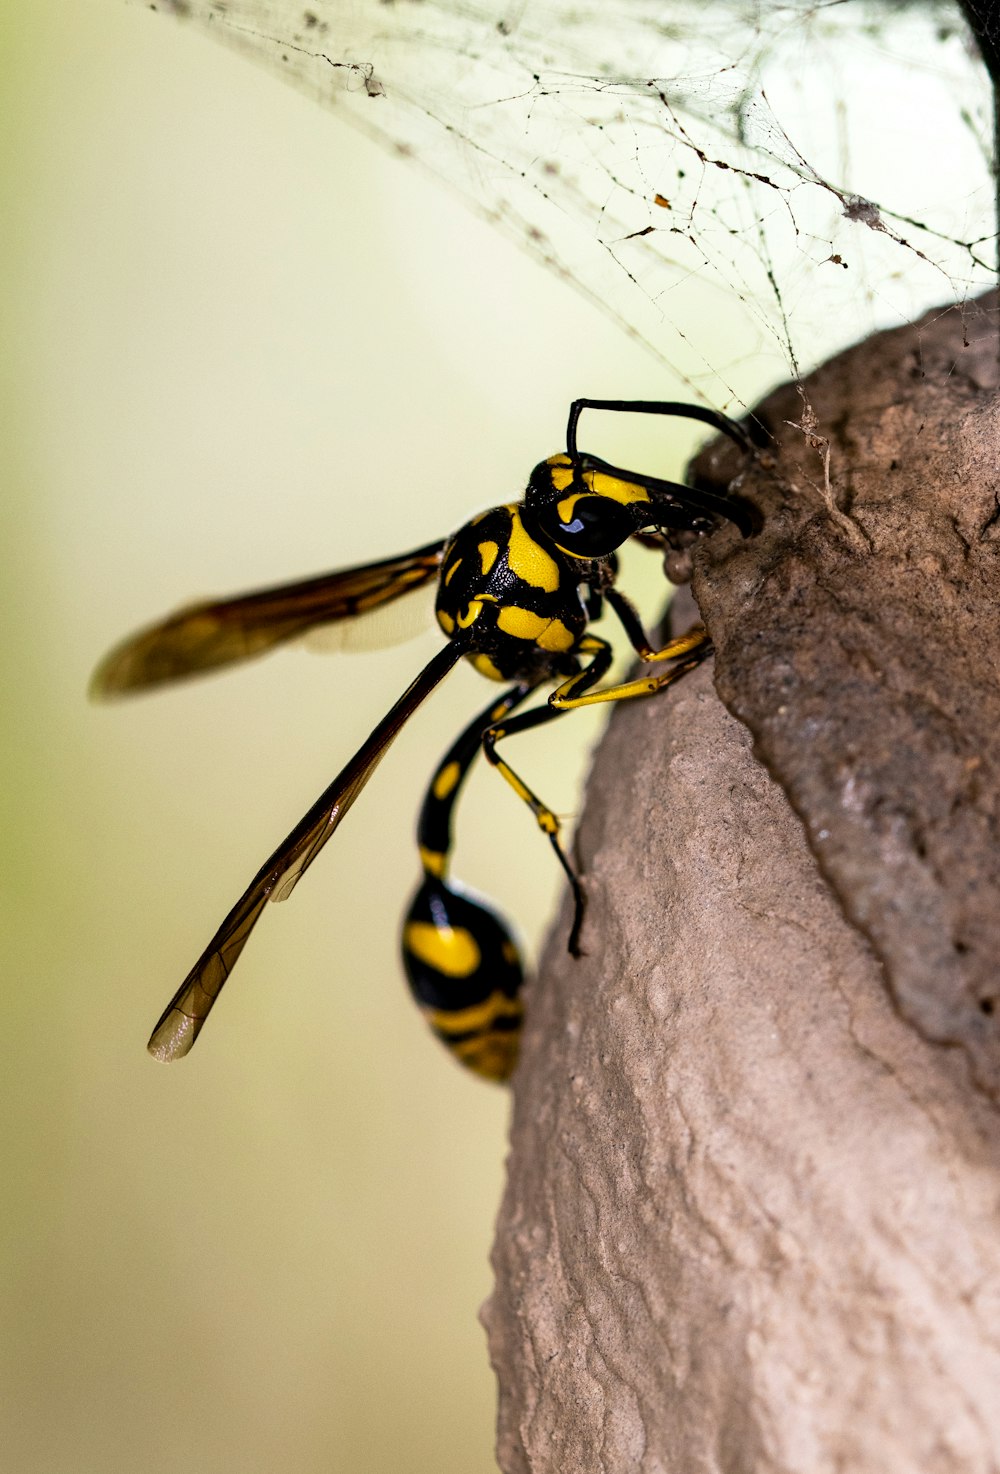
[432,761,461,801]
[479,540,499,574]
[506,506,560,592]
[537,619,575,653]
[456,599,484,629]
[497,606,547,642]
[496,606,576,653]
[437,609,455,635]
[404,921,481,977]
[470,652,504,681]
[444,556,463,585]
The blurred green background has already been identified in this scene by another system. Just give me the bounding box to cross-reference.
[1,4,735,1471]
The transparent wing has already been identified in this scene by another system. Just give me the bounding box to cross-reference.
[147,640,464,1061]
[91,540,445,696]
[300,580,436,655]
[131,0,993,398]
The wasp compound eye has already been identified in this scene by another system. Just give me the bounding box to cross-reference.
[525,455,653,559]
[542,493,638,559]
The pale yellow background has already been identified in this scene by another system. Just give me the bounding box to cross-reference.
[1,5,730,1471]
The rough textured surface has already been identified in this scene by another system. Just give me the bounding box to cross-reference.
[696,295,1000,1095]
[487,665,1000,1473]
[486,299,1000,1471]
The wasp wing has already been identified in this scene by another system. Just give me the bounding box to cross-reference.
[299,580,436,655]
[91,539,446,697]
[147,641,463,1062]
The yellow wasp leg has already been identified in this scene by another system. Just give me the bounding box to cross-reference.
[481,638,614,955]
[549,627,711,711]
[634,624,709,662]
[604,585,710,662]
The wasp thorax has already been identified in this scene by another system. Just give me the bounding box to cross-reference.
[434,501,587,681]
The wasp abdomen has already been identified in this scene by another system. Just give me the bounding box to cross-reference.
[402,876,524,1083]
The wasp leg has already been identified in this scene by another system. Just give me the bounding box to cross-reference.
[482,638,615,957]
[402,683,534,1083]
[548,627,711,711]
[604,586,709,663]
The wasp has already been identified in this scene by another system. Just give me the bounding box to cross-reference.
[92,399,755,1081]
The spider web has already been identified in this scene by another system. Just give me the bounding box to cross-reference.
[141,0,995,408]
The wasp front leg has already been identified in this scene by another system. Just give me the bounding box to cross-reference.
[548,617,712,710]
[604,586,710,663]
[402,684,532,1083]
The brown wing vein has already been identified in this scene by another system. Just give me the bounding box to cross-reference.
[92,540,446,696]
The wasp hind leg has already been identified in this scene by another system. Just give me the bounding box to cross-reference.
[402,683,532,1083]
[481,637,616,958]
[482,627,710,959]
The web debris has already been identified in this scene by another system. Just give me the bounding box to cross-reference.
[138,0,995,409]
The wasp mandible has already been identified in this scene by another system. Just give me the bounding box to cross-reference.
[92,399,755,1080]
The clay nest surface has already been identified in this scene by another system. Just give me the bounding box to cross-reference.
[485,296,1000,1474]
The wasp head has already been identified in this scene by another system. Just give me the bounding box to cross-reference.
[523,454,653,559]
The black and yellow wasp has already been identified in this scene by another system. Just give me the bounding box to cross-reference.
[93,399,754,1081]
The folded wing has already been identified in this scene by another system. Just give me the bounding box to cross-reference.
[147,641,464,1061]
[91,539,446,696]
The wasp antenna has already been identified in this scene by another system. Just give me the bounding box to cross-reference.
[566,397,754,459]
